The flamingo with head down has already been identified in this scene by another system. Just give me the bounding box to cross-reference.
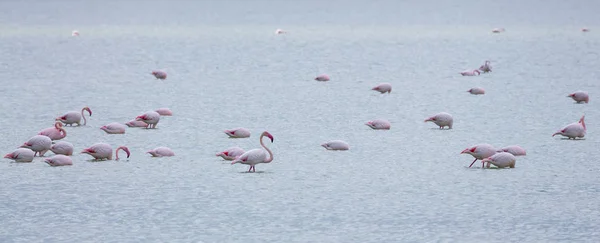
[231,131,274,172]
[467,87,485,95]
[38,121,67,140]
[225,128,251,138]
[479,61,492,73]
[50,141,74,156]
[152,70,167,80]
[136,111,160,129]
[315,74,330,81]
[56,106,92,126]
[100,122,127,134]
[365,119,391,130]
[424,112,453,129]
[45,155,73,166]
[482,152,516,168]
[461,144,497,168]
[372,83,392,94]
[125,119,148,128]
[321,140,349,151]
[155,108,173,116]
[81,143,130,160]
[216,147,245,161]
[553,115,586,139]
[460,70,480,76]
[20,135,52,157]
[4,148,35,162]
[497,145,526,156]
[567,91,589,104]
[147,147,175,157]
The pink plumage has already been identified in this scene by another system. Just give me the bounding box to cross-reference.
[152,70,167,80]
[482,152,516,168]
[365,119,391,130]
[467,87,485,95]
[553,115,586,139]
[20,135,52,157]
[231,131,274,172]
[216,147,245,161]
[497,145,526,156]
[461,144,497,168]
[100,122,127,134]
[372,83,392,94]
[315,74,330,81]
[81,143,130,160]
[51,141,74,156]
[125,119,148,128]
[38,121,67,140]
[224,128,251,138]
[460,70,480,76]
[56,106,92,126]
[147,147,175,157]
[4,148,35,162]
[155,108,173,116]
[424,112,453,129]
[45,155,73,166]
[321,140,349,151]
[567,91,589,104]
[136,111,160,129]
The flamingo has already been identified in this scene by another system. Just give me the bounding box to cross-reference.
[155,108,173,116]
[216,147,245,161]
[552,115,586,139]
[582,28,590,32]
[315,74,330,81]
[4,148,35,162]
[461,144,497,168]
[136,111,160,128]
[224,128,251,138]
[81,143,130,160]
[567,91,589,103]
[492,28,505,33]
[125,119,148,128]
[44,155,73,166]
[72,30,79,36]
[321,140,349,151]
[231,131,274,172]
[460,70,480,76]
[100,122,127,134]
[482,152,516,168]
[56,106,92,126]
[275,29,287,34]
[479,61,492,73]
[365,119,391,130]
[50,141,74,156]
[38,121,67,140]
[424,112,453,129]
[152,70,167,80]
[467,87,485,95]
[20,135,52,157]
[497,145,526,156]
[147,147,175,157]
[372,83,392,94]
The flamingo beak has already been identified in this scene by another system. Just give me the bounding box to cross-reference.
[4,153,13,158]
[125,148,131,158]
[460,148,469,154]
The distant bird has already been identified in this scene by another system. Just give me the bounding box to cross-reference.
[81,143,130,160]
[275,29,287,34]
[467,87,485,95]
[479,60,492,73]
[100,122,127,134]
[365,119,391,130]
[424,112,453,129]
[460,70,481,76]
[482,152,516,168]
[321,140,349,151]
[225,128,251,138]
[50,141,74,156]
[552,115,586,139]
[231,131,274,172]
[155,108,173,116]
[44,155,73,166]
[461,144,497,168]
[125,119,148,128]
[4,148,35,162]
[20,135,52,157]
[492,28,505,33]
[136,111,160,129]
[497,145,526,156]
[216,147,245,161]
[38,121,67,140]
[56,106,92,126]
[567,91,589,103]
[315,74,330,81]
[582,28,590,32]
[152,70,167,80]
[72,30,79,36]
[372,83,392,94]
[147,147,175,157]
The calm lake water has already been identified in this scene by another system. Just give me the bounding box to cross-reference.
[1,0,599,242]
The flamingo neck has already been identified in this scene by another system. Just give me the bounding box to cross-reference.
[115,148,121,160]
[81,108,88,125]
[260,134,273,163]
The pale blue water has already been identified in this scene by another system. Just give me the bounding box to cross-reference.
[1,1,600,242]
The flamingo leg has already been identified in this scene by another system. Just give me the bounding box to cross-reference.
[468,158,478,168]
[248,166,252,172]
[252,166,256,172]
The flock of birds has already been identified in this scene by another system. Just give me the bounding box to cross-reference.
[2,27,592,172]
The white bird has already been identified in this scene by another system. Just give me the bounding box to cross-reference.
[44,155,73,166]
[147,147,175,157]
[20,135,52,157]
[492,28,505,33]
[372,83,392,94]
[497,145,526,156]
[56,106,92,126]
[72,30,79,36]
[482,152,516,168]
[321,140,349,151]
[125,119,148,128]
[4,148,35,162]
[460,70,480,76]
[155,108,173,116]
[467,87,485,95]
[567,91,589,104]
[216,147,245,161]
[231,131,274,172]
[315,74,330,81]
[100,122,127,134]
[81,143,130,160]
[553,115,586,139]
[50,141,74,156]
[424,112,453,129]
[136,111,160,129]
[275,29,287,34]
[365,119,391,130]
[461,144,497,168]
[224,128,251,138]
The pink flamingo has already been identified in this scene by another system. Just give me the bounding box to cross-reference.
[461,144,497,168]
[467,87,485,95]
[38,121,67,140]
[81,143,130,160]
[497,145,526,156]
[275,29,287,34]
[315,74,330,81]
[50,141,74,156]
[155,108,173,116]
[56,106,92,126]
[136,111,160,129]
[45,155,73,166]
[365,119,391,130]
[460,70,480,76]
[482,152,516,168]
[4,148,35,162]
[125,119,148,128]
[20,135,52,157]
[231,131,274,172]
[492,28,505,33]
[224,128,251,138]
[424,112,453,129]
[321,140,349,151]
[372,83,392,94]
[553,115,586,139]
[152,70,167,80]
[582,28,590,32]
[100,122,127,134]
[567,91,589,103]
[216,147,245,160]
[147,147,175,157]
[478,60,492,73]
[72,30,79,36]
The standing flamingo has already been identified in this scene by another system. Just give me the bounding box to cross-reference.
[44,155,73,166]
[321,140,349,151]
[20,135,52,157]
[424,112,453,129]
[365,119,391,130]
[152,70,167,80]
[497,145,526,156]
[147,147,175,157]
[224,128,251,138]
[56,106,92,126]
[567,91,589,103]
[460,70,480,76]
[467,87,485,95]
[4,148,35,162]
[479,61,492,73]
[38,121,67,140]
[81,143,130,160]
[100,122,127,134]
[125,119,148,128]
[372,83,392,94]
[315,74,330,81]
[216,147,245,160]
[136,111,160,129]
[482,152,516,168]
[50,141,74,156]
[461,144,497,168]
[552,115,586,139]
[231,131,274,172]
[155,108,173,116]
